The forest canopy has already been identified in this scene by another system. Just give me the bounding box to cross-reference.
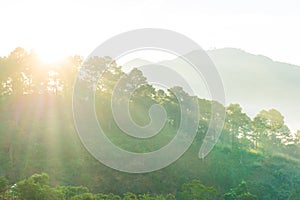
[0,47,300,199]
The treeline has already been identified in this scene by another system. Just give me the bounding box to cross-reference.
[0,173,259,200]
[1,47,298,147]
[0,47,300,199]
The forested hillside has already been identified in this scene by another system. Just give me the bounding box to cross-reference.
[0,47,300,199]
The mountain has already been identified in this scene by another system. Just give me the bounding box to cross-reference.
[207,48,300,132]
[122,48,300,132]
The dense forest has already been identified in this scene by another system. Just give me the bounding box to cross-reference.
[0,47,300,199]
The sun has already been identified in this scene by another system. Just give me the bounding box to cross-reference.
[36,47,67,64]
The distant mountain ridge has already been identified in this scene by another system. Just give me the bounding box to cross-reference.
[207,48,300,132]
[122,48,300,132]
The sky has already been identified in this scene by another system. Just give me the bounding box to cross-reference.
[1,0,300,65]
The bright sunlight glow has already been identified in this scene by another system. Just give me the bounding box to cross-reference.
[36,47,67,64]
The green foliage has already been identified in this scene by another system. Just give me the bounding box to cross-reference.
[94,193,121,200]
[0,48,300,199]
[59,186,90,199]
[30,173,50,186]
[253,109,291,149]
[223,181,257,200]
[40,186,64,200]
[289,188,300,200]
[0,176,8,199]
[225,104,251,147]
[180,179,217,200]
[71,193,94,200]
[123,192,138,200]
[16,173,54,200]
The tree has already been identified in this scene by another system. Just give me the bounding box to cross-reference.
[293,130,300,144]
[71,193,94,200]
[181,179,217,200]
[94,193,121,200]
[223,181,257,200]
[40,186,64,200]
[16,173,54,200]
[58,55,82,96]
[138,193,154,200]
[17,178,41,200]
[251,115,266,148]
[289,188,300,200]
[123,192,138,200]
[59,186,89,200]
[0,176,8,200]
[225,104,251,148]
[30,173,50,186]
[253,109,291,148]
[6,47,30,95]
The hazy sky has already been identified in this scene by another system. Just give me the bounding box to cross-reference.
[1,0,300,65]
